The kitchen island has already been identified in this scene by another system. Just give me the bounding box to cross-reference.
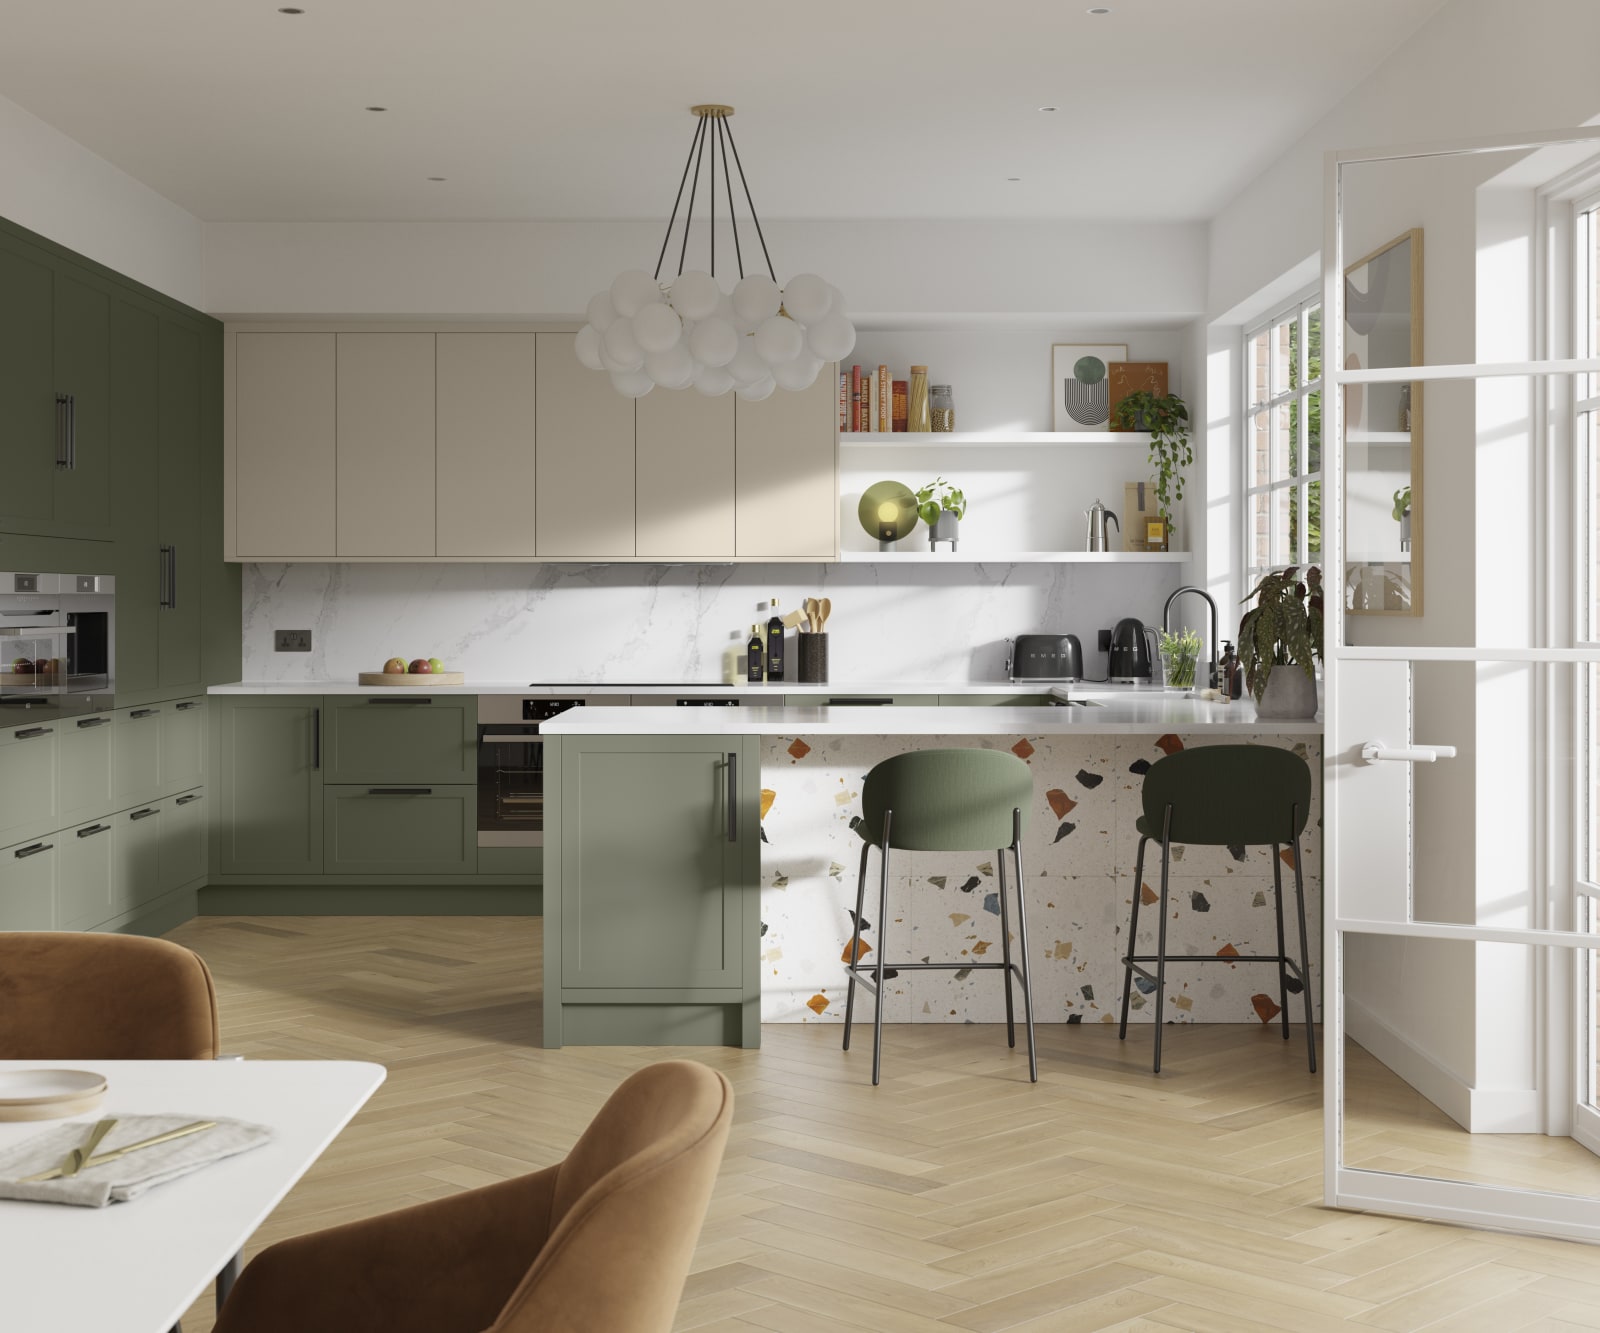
[540,696,1322,1048]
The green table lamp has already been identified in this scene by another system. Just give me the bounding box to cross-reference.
[858,481,919,551]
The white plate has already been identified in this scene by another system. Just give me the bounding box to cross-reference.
[0,1069,108,1120]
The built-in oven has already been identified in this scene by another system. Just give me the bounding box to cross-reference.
[0,573,115,715]
[476,695,629,847]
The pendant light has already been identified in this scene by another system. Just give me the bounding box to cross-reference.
[575,104,856,399]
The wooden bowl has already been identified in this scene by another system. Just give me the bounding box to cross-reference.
[356,671,466,687]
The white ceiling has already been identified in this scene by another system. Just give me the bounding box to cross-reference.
[0,0,1446,223]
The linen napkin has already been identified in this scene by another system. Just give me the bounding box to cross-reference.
[0,1114,274,1207]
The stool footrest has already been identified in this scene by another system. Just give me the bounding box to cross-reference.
[1122,954,1307,978]
[844,960,1025,998]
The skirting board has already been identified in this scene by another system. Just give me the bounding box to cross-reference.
[1345,994,1538,1133]
[201,885,541,916]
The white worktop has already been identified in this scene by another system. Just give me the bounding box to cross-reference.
[541,698,1321,736]
[206,680,1088,698]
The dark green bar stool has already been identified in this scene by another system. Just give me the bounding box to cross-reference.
[1118,744,1316,1074]
[841,748,1038,1085]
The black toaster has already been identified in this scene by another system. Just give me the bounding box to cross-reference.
[1007,633,1084,682]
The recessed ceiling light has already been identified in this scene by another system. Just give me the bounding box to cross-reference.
[1007,177,1022,182]
[1087,6,1111,12]
[1037,106,1058,113]
[427,176,446,182]
[365,106,387,112]
[277,6,304,12]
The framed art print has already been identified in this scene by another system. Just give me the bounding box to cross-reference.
[1052,344,1128,432]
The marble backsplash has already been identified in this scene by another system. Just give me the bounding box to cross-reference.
[239,561,1190,685]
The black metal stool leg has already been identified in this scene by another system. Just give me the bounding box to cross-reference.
[1271,842,1291,1041]
[1153,808,1173,1073]
[1010,811,1037,1082]
[996,843,1016,1048]
[871,811,893,1086]
[842,840,871,1051]
[1290,815,1317,1073]
[1120,835,1148,1039]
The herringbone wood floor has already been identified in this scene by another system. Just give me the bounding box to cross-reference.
[165,917,1600,1333]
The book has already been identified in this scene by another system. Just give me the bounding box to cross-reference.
[892,380,908,432]
[867,374,878,433]
[850,365,862,431]
[839,371,848,432]
[877,366,890,432]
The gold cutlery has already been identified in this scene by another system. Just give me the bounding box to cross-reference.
[21,1119,217,1183]
[58,1117,117,1178]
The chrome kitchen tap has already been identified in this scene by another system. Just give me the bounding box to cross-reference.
[1162,585,1219,690]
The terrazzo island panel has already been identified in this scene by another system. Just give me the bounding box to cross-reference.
[757,731,1322,1028]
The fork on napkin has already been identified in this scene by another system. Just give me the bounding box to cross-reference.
[0,1114,274,1207]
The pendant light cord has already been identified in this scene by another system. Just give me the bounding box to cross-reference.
[653,115,706,282]
[721,117,776,283]
[652,108,775,286]
[717,117,745,280]
[677,114,710,278]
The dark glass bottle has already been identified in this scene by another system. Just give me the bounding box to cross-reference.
[746,623,764,684]
[766,597,785,682]
[1219,640,1242,702]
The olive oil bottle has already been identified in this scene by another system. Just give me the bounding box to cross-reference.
[766,597,785,682]
[746,623,764,683]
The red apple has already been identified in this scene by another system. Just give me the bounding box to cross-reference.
[383,657,408,674]
[35,659,52,674]
[408,659,432,674]
[11,658,34,674]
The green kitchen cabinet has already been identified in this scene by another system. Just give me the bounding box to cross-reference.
[161,698,205,796]
[162,791,208,891]
[109,298,161,695]
[321,785,476,877]
[320,695,477,786]
[114,704,165,807]
[56,712,115,826]
[212,697,323,877]
[0,245,56,528]
[57,816,116,931]
[51,271,111,536]
[157,318,203,690]
[116,802,164,914]
[0,720,59,847]
[553,735,757,994]
[0,835,58,931]
[937,693,1058,707]
[781,694,941,706]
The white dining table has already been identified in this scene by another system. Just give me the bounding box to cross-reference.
[0,1059,385,1333]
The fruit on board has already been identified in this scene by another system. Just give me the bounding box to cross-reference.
[427,658,445,673]
[407,659,432,674]
[383,657,408,674]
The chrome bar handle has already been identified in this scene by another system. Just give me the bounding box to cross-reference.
[1360,740,1458,764]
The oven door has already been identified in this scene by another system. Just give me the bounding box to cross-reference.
[0,625,72,708]
[477,726,545,847]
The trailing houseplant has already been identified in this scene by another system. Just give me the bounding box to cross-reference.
[915,477,967,549]
[1110,390,1192,536]
[1237,565,1324,717]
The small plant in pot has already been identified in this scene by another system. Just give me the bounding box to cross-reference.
[1110,390,1192,546]
[916,477,967,551]
[1393,485,1412,552]
[1237,565,1324,719]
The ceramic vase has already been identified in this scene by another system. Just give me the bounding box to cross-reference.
[1256,665,1319,719]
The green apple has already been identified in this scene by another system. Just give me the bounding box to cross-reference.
[427,658,445,673]
[383,657,408,674]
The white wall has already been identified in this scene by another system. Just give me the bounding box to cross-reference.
[0,91,204,307]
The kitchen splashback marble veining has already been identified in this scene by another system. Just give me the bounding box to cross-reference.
[240,561,1187,684]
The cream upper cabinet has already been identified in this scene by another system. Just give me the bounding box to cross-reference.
[436,333,537,558]
[234,333,336,560]
[635,388,735,561]
[535,333,636,559]
[336,333,436,558]
[735,367,839,560]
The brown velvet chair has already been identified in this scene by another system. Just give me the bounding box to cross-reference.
[212,1058,734,1333]
[0,932,220,1060]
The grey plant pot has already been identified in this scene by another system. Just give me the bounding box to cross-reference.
[928,510,960,550]
[1256,666,1319,719]
[1398,509,1411,552]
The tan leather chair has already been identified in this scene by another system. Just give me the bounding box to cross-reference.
[0,932,219,1060]
[213,1059,734,1333]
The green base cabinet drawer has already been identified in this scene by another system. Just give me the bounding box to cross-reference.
[116,803,164,914]
[58,817,116,931]
[57,714,115,826]
[161,699,206,795]
[114,704,165,806]
[937,693,1057,707]
[322,785,476,876]
[163,791,207,890]
[0,721,59,845]
[0,835,58,931]
[321,696,476,786]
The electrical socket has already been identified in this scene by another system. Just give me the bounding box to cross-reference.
[275,629,312,652]
[1097,628,1111,653]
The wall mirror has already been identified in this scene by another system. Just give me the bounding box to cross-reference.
[1343,228,1422,615]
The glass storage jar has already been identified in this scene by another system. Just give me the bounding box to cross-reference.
[907,366,931,432]
[930,384,954,432]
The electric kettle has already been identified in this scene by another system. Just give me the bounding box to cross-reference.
[1085,500,1119,552]
[1108,617,1154,682]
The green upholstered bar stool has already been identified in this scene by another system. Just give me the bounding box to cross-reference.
[1118,744,1317,1074]
[841,748,1038,1085]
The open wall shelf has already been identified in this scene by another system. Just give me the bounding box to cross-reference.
[840,431,1152,449]
[837,550,1188,564]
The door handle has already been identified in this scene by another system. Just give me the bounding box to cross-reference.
[54,395,69,469]
[176,793,203,806]
[176,700,201,711]
[366,697,433,705]
[15,726,53,739]
[76,716,111,729]
[14,842,53,858]
[726,752,737,843]
[66,393,76,470]
[129,807,160,821]
[367,788,432,796]
[158,546,172,609]
[312,707,321,770]
[167,545,178,610]
[76,824,110,838]
[1360,740,1458,764]
[130,708,161,719]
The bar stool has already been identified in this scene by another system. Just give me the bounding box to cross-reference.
[841,748,1038,1085]
[1117,743,1316,1074]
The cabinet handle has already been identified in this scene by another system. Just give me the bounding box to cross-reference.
[14,842,52,858]
[176,701,201,711]
[54,395,69,469]
[366,697,432,705]
[312,707,321,770]
[367,787,432,796]
[67,394,77,470]
[130,708,160,719]
[176,793,203,806]
[15,726,53,739]
[129,807,160,821]
[726,752,737,843]
[76,716,111,729]
[77,824,110,838]
[168,545,178,609]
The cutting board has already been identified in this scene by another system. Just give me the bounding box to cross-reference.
[356,671,466,687]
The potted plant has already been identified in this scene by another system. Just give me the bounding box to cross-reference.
[1392,485,1412,552]
[916,477,967,551]
[1157,627,1201,692]
[1237,565,1323,718]
[1111,390,1192,545]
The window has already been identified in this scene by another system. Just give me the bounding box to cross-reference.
[1243,293,1322,589]
[1577,194,1600,893]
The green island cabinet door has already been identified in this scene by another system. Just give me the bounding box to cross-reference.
[157,318,203,691]
[213,698,323,877]
[556,735,756,991]
[109,298,161,695]
[0,245,55,527]
[0,836,58,931]
[51,270,111,535]
[321,695,477,785]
